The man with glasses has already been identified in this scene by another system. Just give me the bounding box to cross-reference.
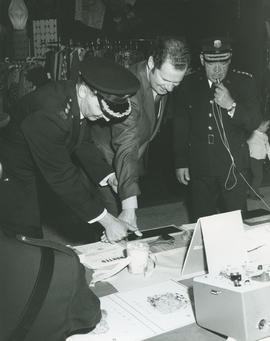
[91,36,191,230]
[173,37,261,221]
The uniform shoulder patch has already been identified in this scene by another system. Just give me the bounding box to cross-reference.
[232,69,253,78]
[17,234,76,257]
[57,97,73,120]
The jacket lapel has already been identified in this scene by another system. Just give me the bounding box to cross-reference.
[137,62,170,141]
[137,62,156,132]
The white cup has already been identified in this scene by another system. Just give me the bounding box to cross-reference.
[126,241,150,275]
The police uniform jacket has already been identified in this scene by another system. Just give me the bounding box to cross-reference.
[91,60,167,200]
[173,69,261,178]
[1,230,101,340]
[0,80,112,228]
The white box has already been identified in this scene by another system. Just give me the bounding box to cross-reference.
[193,274,270,341]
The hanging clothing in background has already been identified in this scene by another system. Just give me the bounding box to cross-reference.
[75,0,105,30]
[44,48,69,81]
[70,47,86,81]
[3,61,49,110]
[44,47,86,82]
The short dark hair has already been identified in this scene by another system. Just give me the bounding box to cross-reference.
[150,36,190,71]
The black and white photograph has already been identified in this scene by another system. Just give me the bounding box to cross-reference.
[0,1,270,340]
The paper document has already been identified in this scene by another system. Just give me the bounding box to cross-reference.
[72,242,129,284]
[245,223,270,264]
[67,280,195,341]
[73,242,126,269]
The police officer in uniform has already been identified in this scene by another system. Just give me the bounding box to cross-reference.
[0,56,140,242]
[173,37,261,221]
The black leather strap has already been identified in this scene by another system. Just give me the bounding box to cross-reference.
[9,247,55,341]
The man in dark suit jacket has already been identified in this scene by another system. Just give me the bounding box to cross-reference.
[0,56,140,242]
[173,37,261,221]
[91,36,191,229]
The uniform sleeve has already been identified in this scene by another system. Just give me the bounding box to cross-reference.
[21,111,105,223]
[74,124,113,184]
[111,96,141,200]
[172,85,190,169]
[68,257,101,334]
[229,76,261,132]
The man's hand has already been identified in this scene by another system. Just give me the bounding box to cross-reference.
[118,208,137,228]
[176,168,190,185]
[99,212,137,242]
[107,173,118,193]
[214,83,234,110]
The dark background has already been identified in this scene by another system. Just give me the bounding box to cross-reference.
[0,0,269,208]
[0,0,267,87]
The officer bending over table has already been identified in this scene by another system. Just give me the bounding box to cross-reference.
[0,56,140,242]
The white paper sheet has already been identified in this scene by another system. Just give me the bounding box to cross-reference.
[72,242,126,269]
[67,280,195,341]
[245,223,270,264]
[71,242,129,284]
[200,210,248,274]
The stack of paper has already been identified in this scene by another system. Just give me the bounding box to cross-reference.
[73,242,130,284]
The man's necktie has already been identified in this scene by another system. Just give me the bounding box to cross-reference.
[154,94,161,117]
[210,83,216,99]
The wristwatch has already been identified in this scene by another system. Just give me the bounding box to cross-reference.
[227,102,236,112]
[227,102,236,117]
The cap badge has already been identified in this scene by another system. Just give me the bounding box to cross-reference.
[100,98,131,118]
[213,40,222,49]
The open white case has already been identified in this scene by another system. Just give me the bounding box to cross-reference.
[188,210,270,341]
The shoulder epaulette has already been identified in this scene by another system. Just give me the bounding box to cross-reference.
[232,69,253,78]
[17,234,77,257]
[57,97,73,120]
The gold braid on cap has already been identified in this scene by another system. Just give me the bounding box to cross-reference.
[100,98,131,118]
[204,52,231,62]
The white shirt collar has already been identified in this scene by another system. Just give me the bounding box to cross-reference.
[146,65,158,100]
